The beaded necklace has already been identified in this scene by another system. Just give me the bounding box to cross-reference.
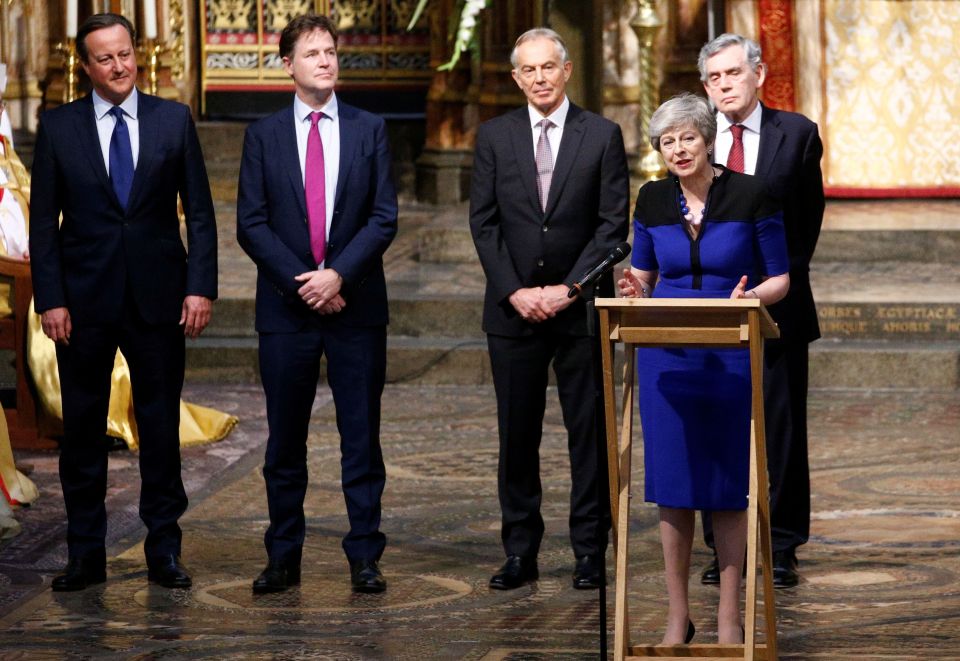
[678,190,705,226]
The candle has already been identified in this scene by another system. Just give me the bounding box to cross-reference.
[66,0,77,38]
[143,0,158,40]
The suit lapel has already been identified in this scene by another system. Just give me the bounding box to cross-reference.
[507,109,542,216]
[126,92,158,210]
[74,95,117,206]
[276,107,308,219]
[544,104,585,218]
[334,102,357,211]
[756,104,785,176]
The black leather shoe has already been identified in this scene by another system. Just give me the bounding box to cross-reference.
[772,550,799,588]
[350,559,386,594]
[489,555,538,590]
[51,557,106,592]
[147,555,192,589]
[700,555,720,585]
[572,554,604,590]
[253,561,301,594]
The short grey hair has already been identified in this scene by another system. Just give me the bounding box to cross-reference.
[648,93,717,152]
[697,33,762,82]
[510,28,569,68]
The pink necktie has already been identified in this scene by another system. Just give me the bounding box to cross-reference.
[727,124,745,173]
[535,118,554,212]
[305,111,326,265]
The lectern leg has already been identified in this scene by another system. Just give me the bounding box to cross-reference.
[613,346,635,660]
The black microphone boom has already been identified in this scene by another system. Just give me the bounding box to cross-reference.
[567,242,631,298]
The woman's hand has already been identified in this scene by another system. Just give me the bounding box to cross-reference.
[730,275,750,299]
[618,268,645,298]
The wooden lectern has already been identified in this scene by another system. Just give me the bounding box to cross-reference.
[595,298,780,661]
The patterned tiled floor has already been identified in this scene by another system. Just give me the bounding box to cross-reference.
[1,382,958,659]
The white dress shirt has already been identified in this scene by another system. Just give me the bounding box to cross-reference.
[714,101,762,175]
[92,88,140,173]
[293,92,340,262]
[528,96,570,168]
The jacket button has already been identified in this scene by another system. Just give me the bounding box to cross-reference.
[542,225,548,232]
[537,259,544,267]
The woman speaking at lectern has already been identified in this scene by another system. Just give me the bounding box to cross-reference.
[617,93,789,645]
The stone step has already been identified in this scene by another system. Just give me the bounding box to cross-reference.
[418,223,960,266]
[416,200,960,265]
[185,336,960,390]
[207,257,960,342]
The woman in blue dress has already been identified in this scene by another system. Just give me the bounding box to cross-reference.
[618,93,790,645]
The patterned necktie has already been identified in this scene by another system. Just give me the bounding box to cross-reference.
[535,118,554,212]
[305,111,327,265]
[108,106,134,210]
[726,123,745,173]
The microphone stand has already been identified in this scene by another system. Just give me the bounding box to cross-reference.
[584,279,611,659]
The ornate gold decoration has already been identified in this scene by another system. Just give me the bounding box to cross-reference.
[336,0,378,31]
[393,0,420,29]
[266,0,313,31]
[210,0,255,30]
[822,0,960,189]
[55,39,79,104]
[631,0,666,181]
[170,0,186,82]
[140,40,164,95]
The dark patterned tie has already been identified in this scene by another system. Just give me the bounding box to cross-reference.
[535,118,554,212]
[726,123,745,173]
[108,106,134,209]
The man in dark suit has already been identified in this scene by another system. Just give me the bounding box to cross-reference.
[30,13,218,591]
[237,14,397,595]
[698,33,825,588]
[469,28,629,591]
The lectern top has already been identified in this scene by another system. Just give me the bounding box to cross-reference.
[594,297,779,341]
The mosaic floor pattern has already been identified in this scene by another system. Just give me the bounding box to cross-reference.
[1,384,958,659]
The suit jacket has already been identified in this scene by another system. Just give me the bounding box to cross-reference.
[236,100,398,333]
[755,103,825,343]
[30,92,218,326]
[469,103,629,337]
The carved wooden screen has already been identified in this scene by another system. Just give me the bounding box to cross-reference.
[201,0,430,114]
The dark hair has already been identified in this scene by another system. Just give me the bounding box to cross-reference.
[279,14,339,60]
[76,13,136,63]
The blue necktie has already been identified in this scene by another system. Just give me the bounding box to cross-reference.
[108,106,134,210]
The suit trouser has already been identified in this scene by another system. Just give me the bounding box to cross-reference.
[56,304,186,563]
[488,332,609,559]
[703,339,811,553]
[259,324,387,566]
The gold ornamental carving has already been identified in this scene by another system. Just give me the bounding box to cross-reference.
[631,0,666,182]
[170,0,187,82]
[392,0,420,28]
[210,0,255,30]
[336,0,378,31]
[266,0,313,31]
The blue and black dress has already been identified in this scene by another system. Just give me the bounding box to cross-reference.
[630,167,789,511]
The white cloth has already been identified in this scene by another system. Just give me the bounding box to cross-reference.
[293,93,340,259]
[0,187,28,258]
[92,88,140,173]
[715,102,762,175]
[527,96,569,169]
[0,110,13,149]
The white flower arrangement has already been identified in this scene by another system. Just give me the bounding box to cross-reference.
[408,0,491,71]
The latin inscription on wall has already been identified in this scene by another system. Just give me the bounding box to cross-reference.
[818,305,960,340]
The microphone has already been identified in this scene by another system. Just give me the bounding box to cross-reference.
[567,242,631,298]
